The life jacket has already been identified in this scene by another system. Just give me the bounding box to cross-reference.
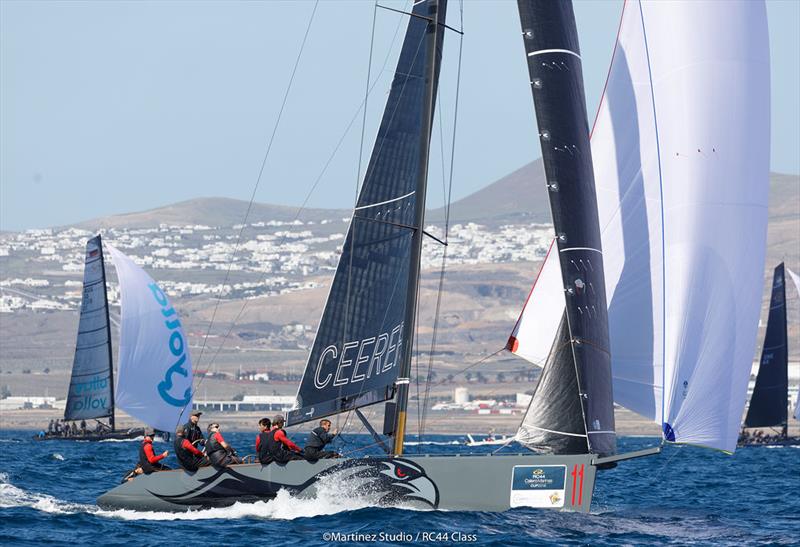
[182,422,204,444]
[205,432,227,465]
[138,440,155,474]
[174,437,199,471]
[265,429,292,464]
[257,431,271,464]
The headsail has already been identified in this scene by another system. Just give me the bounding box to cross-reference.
[515,0,616,457]
[288,0,447,427]
[511,1,770,453]
[65,235,115,424]
[744,264,788,429]
[106,245,193,432]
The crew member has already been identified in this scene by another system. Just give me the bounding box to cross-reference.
[174,427,206,472]
[139,432,170,474]
[47,420,54,435]
[205,423,240,467]
[304,418,339,461]
[255,417,272,464]
[80,419,87,435]
[182,410,204,446]
[264,415,304,464]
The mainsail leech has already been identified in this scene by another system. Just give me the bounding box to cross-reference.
[288,0,447,429]
[516,0,616,457]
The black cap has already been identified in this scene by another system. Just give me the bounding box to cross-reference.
[190,410,202,417]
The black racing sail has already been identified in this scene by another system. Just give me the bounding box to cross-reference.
[515,0,616,457]
[289,0,446,427]
[744,263,789,430]
[64,235,115,428]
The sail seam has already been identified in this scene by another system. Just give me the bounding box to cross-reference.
[638,0,668,436]
[519,424,587,438]
[559,247,601,254]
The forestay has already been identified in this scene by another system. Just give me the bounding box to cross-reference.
[289,0,447,426]
[65,235,114,422]
[107,245,193,432]
[511,0,770,453]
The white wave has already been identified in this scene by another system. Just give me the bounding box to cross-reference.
[98,436,144,443]
[50,453,65,461]
[0,472,91,515]
[98,469,402,521]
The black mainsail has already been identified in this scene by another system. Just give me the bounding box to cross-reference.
[515,0,616,457]
[289,0,446,429]
[64,235,115,428]
[744,263,789,431]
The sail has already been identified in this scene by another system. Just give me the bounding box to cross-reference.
[511,1,770,453]
[516,313,591,454]
[288,0,447,426]
[787,267,800,421]
[106,245,193,432]
[64,235,114,422]
[744,264,788,428]
[516,0,616,457]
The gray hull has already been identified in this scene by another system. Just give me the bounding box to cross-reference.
[98,453,598,513]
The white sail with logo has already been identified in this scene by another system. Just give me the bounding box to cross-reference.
[510,0,770,453]
[107,245,193,432]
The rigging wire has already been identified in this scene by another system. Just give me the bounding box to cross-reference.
[177,1,320,425]
[192,1,320,373]
[184,3,408,418]
[419,0,464,440]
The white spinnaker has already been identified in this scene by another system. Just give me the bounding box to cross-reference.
[787,267,800,421]
[107,245,194,432]
[512,0,769,453]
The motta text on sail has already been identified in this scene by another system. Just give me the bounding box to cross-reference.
[149,282,192,408]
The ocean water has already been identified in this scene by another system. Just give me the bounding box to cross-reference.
[1,430,797,546]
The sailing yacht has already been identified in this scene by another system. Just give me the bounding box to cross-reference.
[739,263,800,446]
[98,0,770,512]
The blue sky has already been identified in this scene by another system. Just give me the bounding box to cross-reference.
[1,0,798,231]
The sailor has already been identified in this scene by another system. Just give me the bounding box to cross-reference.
[138,432,170,474]
[182,410,205,446]
[174,427,206,472]
[205,423,241,467]
[303,419,339,461]
[80,419,87,435]
[121,464,143,483]
[47,420,54,435]
[264,415,304,464]
[71,422,78,436]
[255,417,272,464]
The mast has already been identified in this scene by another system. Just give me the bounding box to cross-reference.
[516,0,616,457]
[391,0,442,456]
[98,234,116,431]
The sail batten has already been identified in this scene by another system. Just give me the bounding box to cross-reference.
[289,0,446,428]
[64,235,114,423]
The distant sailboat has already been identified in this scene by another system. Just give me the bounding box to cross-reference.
[739,263,800,446]
[98,0,770,513]
[38,235,144,441]
[38,235,194,441]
